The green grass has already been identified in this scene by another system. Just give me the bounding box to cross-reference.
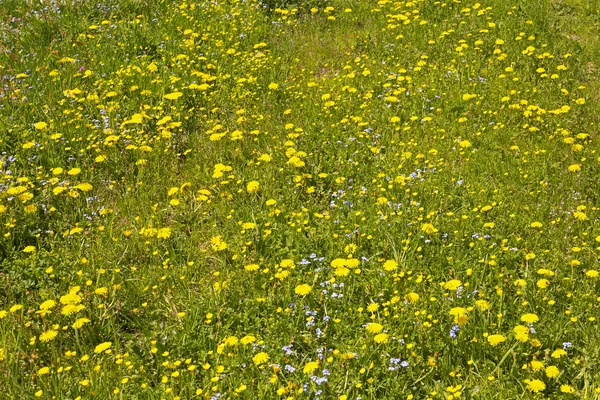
[1,0,600,398]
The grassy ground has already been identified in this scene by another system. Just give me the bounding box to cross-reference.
[1,0,600,398]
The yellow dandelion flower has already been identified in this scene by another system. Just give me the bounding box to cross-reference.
[567,164,581,172]
[382,260,398,271]
[449,307,467,316]
[406,292,420,303]
[157,227,172,239]
[39,330,58,343]
[536,279,550,289]
[72,318,91,329]
[530,360,544,371]
[560,385,575,393]
[374,333,389,344]
[421,223,438,234]
[94,342,112,354]
[545,365,560,378]
[295,284,312,296]
[551,349,567,359]
[240,335,256,345]
[444,279,462,291]
[487,334,506,346]
[39,300,56,310]
[303,361,319,374]
[163,91,183,100]
[252,352,269,366]
[365,323,383,334]
[520,313,539,324]
[23,246,36,254]
[475,300,490,311]
[244,264,259,272]
[246,180,260,193]
[525,379,546,393]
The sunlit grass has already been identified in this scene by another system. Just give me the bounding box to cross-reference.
[0,0,599,398]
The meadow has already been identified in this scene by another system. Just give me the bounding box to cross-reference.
[1,0,600,398]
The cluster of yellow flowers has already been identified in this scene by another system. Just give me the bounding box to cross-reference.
[0,0,598,398]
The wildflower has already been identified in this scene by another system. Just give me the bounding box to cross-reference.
[525,379,546,393]
[487,334,507,347]
[210,236,227,251]
[586,270,598,278]
[39,330,58,343]
[240,335,256,345]
[72,318,91,329]
[94,342,112,354]
[9,304,23,313]
[244,264,259,272]
[382,260,398,271]
[536,279,550,289]
[303,361,319,374]
[365,323,383,334]
[163,91,183,100]
[334,265,350,277]
[157,227,172,239]
[514,279,527,287]
[406,292,419,303]
[551,349,567,359]
[246,181,260,193]
[567,164,581,172]
[94,287,108,295]
[450,325,460,339]
[73,183,93,192]
[513,325,529,343]
[530,360,544,371]
[560,385,575,393]
[520,313,539,324]
[444,280,462,291]
[449,307,467,316]
[475,300,490,311]
[60,291,82,305]
[223,336,239,347]
[252,352,269,366]
[545,365,560,378]
[38,300,56,313]
[295,284,312,296]
[421,223,438,234]
[374,333,389,344]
